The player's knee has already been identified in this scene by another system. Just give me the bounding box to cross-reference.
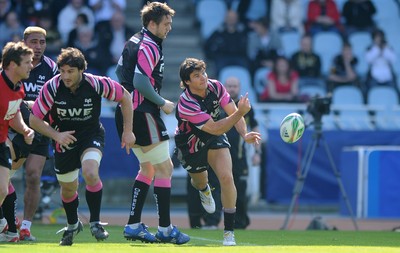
[82,169,100,185]
[218,173,234,187]
[25,170,42,185]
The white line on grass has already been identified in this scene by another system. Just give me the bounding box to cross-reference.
[190,236,260,246]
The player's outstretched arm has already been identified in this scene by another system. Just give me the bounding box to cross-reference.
[29,113,76,147]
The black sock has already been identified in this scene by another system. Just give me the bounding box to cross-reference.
[223,211,236,231]
[85,188,103,222]
[62,195,79,225]
[153,186,171,227]
[2,191,17,233]
[127,180,149,224]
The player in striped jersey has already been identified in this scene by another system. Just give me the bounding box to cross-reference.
[174,58,261,246]
[29,47,135,246]
[114,1,189,245]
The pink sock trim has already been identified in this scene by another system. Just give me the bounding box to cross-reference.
[7,183,15,194]
[136,174,152,185]
[86,180,103,192]
[154,178,171,188]
[62,192,78,203]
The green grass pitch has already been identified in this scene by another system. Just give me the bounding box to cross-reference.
[1,225,399,253]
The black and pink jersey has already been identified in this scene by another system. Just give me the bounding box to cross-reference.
[22,55,58,101]
[174,79,232,155]
[116,27,164,114]
[31,73,125,142]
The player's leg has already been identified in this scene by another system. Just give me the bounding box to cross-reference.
[55,147,83,246]
[80,147,109,241]
[1,183,19,242]
[56,172,82,246]
[0,165,10,234]
[208,148,237,246]
[123,146,157,243]
[20,153,46,241]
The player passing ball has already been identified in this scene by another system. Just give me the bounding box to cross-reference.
[174,58,261,246]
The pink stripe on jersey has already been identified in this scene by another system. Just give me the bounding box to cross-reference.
[86,180,103,192]
[8,183,15,194]
[84,73,124,102]
[136,173,152,185]
[154,178,171,188]
[62,192,78,203]
[32,76,59,119]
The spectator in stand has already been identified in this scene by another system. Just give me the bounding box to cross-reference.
[0,11,25,47]
[16,0,53,26]
[342,0,376,36]
[247,17,283,74]
[271,0,304,34]
[89,0,126,28]
[365,29,397,93]
[96,10,134,68]
[67,13,90,47]
[306,0,344,37]
[291,34,324,88]
[204,9,249,76]
[57,0,95,44]
[327,41,359,92]
[236,0,270,31]
[0,0,12,24]
[37,14,63,60]
[259,56,299,102]
[72,25,112,76]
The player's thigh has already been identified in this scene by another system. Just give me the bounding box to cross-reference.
[208,148,233,179]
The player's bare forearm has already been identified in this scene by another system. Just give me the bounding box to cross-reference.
[9,111,29,135]
[120,88,133,133]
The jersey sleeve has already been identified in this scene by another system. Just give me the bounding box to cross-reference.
[177,98,211,130]
[134,43,160,80]
[31,76,59,119]
[85,74,125,102]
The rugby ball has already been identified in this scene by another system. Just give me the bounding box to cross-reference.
[280,113,305,143]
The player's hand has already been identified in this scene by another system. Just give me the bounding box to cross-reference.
[244,131,261,145]
[23,127,35,145]
[121,131,136,154]
[237,93,251,116]
[161,100,175,114]
[56,130,77,147]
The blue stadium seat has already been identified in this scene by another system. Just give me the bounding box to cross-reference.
[196,0,227,40]
[299,85,326,98]
[219,65,256,102]
[281,31,301,58]
[253,67,270,97]
[348,32,372,77]
[313,32,343,76]
[332,86,373,130]
[367,86,400,129]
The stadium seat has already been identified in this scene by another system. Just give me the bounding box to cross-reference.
[299,85,326,99]
[367,86,400,129]
[267,106,301,129]
[196,0,227,40]
[281,31,301,58]
[313,32,343,76]
[372,0,399,25]
[218,66,256,102]
[253,67,270,97]
[348,32,372,77]
[331,86,373,130]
